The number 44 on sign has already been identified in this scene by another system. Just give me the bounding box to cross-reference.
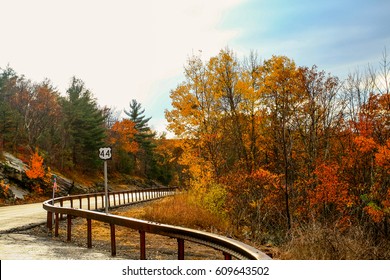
[99,147,112,160]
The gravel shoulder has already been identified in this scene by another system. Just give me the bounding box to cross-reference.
[1,208,223,260]
[0,231,119,260]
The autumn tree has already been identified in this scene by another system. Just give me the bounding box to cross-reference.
[24,149,52,194]
[27,81,62,150]
[151,135,185,185]
[25,149,45,180]
[109,119,138,173]
[258,55,301,229]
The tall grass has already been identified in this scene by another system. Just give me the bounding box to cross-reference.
[279,221,390,259]
[133,192,230,234]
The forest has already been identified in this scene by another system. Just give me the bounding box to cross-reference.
[1,47,390,258]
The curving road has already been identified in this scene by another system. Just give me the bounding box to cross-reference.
[0,192,147,260]
[0,202,47,233]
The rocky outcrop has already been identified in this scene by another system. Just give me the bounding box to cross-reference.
[0,153,29,200]
[0,152,90,200]
[1,151,166,203]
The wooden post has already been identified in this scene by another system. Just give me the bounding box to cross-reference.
[177,238,185,260]
[223,252,232,260]
[87,219,92,248]
[140,231,146,260]
[110,224,116,256]
[87,196,90,210]
[47,211,53,230]
[60,201,64,219]
[79,197,82,209]
[67,215,72,241]
[55,213,59,237]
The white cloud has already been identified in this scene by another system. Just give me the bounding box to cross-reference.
[0,0,244,134]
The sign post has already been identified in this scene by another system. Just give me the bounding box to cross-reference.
[52,174,57,224]
[99,147,112,214]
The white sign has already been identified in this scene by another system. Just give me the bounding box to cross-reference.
[99,147,112,160]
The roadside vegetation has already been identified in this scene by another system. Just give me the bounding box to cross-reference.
[1,47,390,259]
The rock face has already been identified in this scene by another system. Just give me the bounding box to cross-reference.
[0,153,30,200]
[1,151,166,203]
[0,152,89,200]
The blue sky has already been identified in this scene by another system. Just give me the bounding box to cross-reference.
[0,0,389,136]
[223,0,390,77]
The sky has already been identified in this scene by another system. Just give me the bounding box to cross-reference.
[1,0,389,136]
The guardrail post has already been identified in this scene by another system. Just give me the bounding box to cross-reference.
[70,199,73,208]
[177,238,185,260]
[223,252,232,260]
[87,196,90,210]
[47,211,53,230]
[87,219,92,248]
[110,224,116,256]
[60,201,64,219]
[94,194,98,210]
[139,230,146,260]
[67,215,72,241]
[55,213,59,237]
[79,197,82,209]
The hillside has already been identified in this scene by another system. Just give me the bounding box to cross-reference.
[0,151,164,206]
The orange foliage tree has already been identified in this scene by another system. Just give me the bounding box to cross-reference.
[109,119,138,154]
[108,119,138,173]
[25,149,45,180]
[24,149,52,194]
[309,163,354,221]
[222,168,283,239]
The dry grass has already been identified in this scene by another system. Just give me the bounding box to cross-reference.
[60,195,230,260]
[278,222,390,260]
[132,193,230,234]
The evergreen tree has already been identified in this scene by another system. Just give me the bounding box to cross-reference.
[124,99,156,177]
[61,77,107,171]
[0,67,20,152]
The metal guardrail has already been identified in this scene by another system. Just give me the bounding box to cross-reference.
[42,188,271,260]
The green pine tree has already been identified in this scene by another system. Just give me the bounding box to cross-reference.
[0,67,20,152]
[124,99,156,177]
[61,77,107,171]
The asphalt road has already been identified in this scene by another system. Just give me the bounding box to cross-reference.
[0,192,145,233]
[0,192,145,260]
[0,202,46,233]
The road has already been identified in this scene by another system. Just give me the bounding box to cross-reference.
[0,192,149,260]
[0,199,122,260]
[0,193,145,233]
[0,202,46,233]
